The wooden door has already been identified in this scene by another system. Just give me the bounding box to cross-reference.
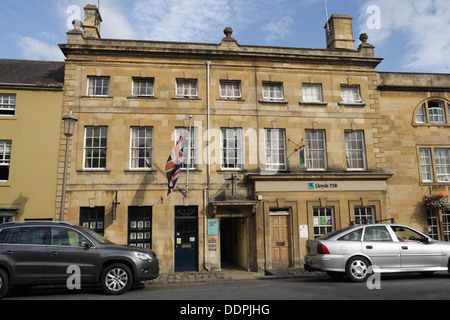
[270,214,292,268]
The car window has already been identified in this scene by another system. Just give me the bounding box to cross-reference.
[50,227,90,247]
[391,226,428,243]
[3,227,47,245]
[317,227,354,240]
[0,228,9,244]
[338,228,363,241]
[363,226,392,242]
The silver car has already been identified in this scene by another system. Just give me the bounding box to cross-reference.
[304,223,450,282]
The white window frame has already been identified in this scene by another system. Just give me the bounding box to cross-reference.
[264,129,287,171]
[313,207,334,238]
[419,148,434,182]
[87,77,110,97]
[419,147,450,183]
[262,82,284,100]
[340,85,362,104]
[176,79,198,98]
[220,80,241,99]
[0,95,16,116]
[83,127,108,170]
[302,84,323,103]
[221,128,243,170]
[0,141,11,182]
[345,130,366,170]
[175,127,198,169]
[305,130,327,170]
[132,78,155,97]
[130,127,153,170]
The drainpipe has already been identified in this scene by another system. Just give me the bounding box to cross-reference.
[204,60,211,271]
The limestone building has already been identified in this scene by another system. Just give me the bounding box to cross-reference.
[56,5,449,273]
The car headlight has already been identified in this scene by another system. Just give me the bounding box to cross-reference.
[134,251,153,261]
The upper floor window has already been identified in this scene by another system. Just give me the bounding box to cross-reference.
[415,99,450,124]
[220,80,241,99]
[0,141,11,182]
[262,82,284,100]
[221,128,243,169]
[176,127,198,169]
[84,127,108,169]
[305,130,327,170]
[264,129,286,171]
[340,85,364,105]
[132,78,154,97]
[301,84,325,104]
[130,127,153,169]
[419,147,450,183]
[176,79,198,98]
[88,77,110,96]
[0,95,16,116]
[345,130,366,170]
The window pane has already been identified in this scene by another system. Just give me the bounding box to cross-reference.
[306,130,326,170]
[130,127,153,169]
[176,79,197,97]
[419,149,434,182]
[220,81,241,98]
[302,84,322,102]
[221,128,243,169]
[84,127,108,169]
[264,129,286,170]
[341,86,361,103]
[0,95,16,116]
[428,100,445,123]
[313,207,334,238]
[435,149,450,182]
[88,77,110,96]
[415,104,426,123]
[345,131,366,169]
[0,141,11,181]
[262,83,283,99]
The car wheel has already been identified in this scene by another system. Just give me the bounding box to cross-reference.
[0,269,9,299]
[345,256,371,282]
[101,263,133,295]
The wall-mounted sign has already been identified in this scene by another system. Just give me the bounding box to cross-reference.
[207,219,218,235]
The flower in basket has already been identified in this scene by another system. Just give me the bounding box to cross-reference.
[422,193,450,209]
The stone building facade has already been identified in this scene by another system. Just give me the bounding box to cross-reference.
[55,5,449,273]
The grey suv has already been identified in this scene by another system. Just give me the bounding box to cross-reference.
[0,221,159,298]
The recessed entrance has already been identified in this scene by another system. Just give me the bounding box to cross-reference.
[220,217,248,271]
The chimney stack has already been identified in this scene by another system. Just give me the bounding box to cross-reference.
[325,14,355,50]
[82,5,102,39]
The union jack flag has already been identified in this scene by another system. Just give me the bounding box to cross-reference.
[165,129,187,195]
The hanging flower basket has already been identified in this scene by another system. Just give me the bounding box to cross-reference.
[422,193,450,210]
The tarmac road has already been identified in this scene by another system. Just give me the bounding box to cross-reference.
[4,271,450,301]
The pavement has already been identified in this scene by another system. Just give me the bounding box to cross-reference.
[147,268,327,285]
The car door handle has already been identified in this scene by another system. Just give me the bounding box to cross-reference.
[49,251,59,256]
[4,251,13,255]
[366,245,373,249]
[401,246,408,250]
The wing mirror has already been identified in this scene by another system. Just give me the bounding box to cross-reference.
[80,240,92,248]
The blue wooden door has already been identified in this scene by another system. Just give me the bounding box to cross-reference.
[174,206,198,272]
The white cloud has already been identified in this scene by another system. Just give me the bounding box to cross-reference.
[130,0,261,43]
[358,0,450,72]
[16,36,65,61]
[261,15,294,43]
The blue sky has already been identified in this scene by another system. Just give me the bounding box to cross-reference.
[1,0,449,73]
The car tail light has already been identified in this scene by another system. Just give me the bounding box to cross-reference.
[317,243,330,254]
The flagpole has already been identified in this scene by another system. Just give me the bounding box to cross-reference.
[185,115,192,198]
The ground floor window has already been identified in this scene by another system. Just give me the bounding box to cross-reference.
[427,208,450,241]
[313,207,334,238]
[128,206,152,249]
[80,207,105,235]
[354,206,374,224]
